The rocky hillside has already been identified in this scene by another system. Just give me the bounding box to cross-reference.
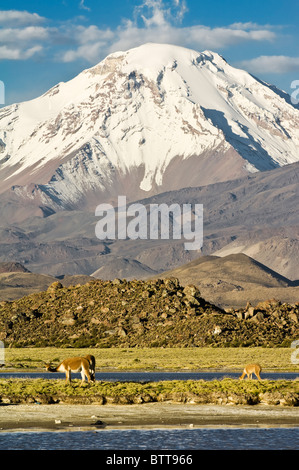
[157,253,299,308]
[0,278,298,348]
[0,261,95,302]
[0,262,30,274]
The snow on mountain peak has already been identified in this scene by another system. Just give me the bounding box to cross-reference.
[0,43,299,208]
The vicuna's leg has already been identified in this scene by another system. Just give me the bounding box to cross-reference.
[65,370,71,383]
[90,367,95,382]
[85,368,91,384]
[80,367,91,385]
[80,369,85,385]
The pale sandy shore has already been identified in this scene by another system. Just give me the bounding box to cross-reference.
[0,403,299,432]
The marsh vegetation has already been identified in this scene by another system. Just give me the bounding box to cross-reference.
[0,376,298,406]
[3,347,297,372]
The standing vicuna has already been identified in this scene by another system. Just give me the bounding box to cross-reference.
[239,363,262,380]
[45,355,96,385]
[84,354,96,381]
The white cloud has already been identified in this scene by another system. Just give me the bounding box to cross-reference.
[178,25,275,49]
[0,44,42,60]
[240,55,299,74]
[59,25,114,62]
[0,2,282,64]
[229,22,273,31]
[74,25,114,44]
[79,0,91,12]
[0,45,22,60]
[0,22,49,61]
[23,45,44,59]
[135,0,170,28]
[62,42,107,63]
[0,26,50,43]
[58,2,277,64]
[174,0,188,22]
[0,10,45,26]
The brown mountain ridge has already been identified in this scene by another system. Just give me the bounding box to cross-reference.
[157,253,299,308]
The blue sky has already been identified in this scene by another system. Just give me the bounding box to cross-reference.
[0,0,299,105]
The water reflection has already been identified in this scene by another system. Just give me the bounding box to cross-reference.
[0,371,297,381]
[0,427,298,450]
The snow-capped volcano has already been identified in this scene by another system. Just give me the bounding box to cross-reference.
[0,43,299,209]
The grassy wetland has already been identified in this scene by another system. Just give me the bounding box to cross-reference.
[1,347,298,407]
[0,376,298,407]
[3,346,298,372]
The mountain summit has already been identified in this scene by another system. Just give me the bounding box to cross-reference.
[1,43,299,211]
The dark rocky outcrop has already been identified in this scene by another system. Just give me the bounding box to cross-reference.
[0,278,298,347]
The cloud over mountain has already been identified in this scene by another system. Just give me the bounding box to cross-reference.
[0,2,279,65]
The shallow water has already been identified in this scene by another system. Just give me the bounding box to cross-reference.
[1,371,297,451]
[0,371,297,381]
[0,427,298,450]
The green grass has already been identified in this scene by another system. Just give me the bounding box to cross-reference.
[3,347,298,372]
[0,377,298,406]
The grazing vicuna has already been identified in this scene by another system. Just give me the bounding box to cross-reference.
[45,355,96,385]
[239,363,262,380]
[84,354,96,381]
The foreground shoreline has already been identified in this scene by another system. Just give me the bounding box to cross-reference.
[1,402,299,432]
